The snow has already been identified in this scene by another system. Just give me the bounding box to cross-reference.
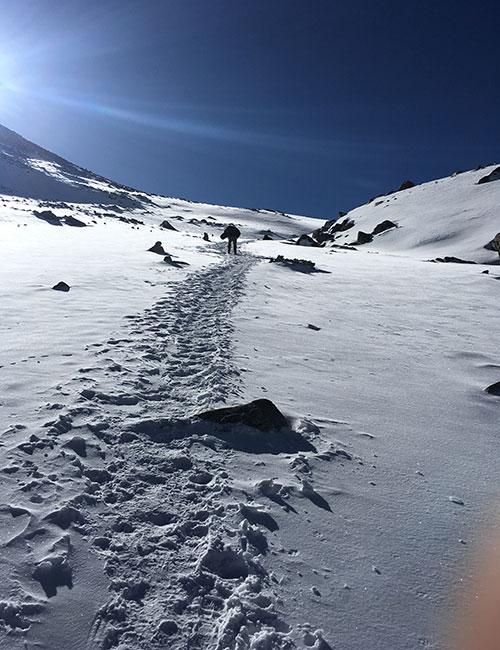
[0,123,499,649]
[329,165,500,263]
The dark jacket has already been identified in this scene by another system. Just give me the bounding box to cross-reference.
[221,225,241,240]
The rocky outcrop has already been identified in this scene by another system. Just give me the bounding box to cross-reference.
[312,216,355,243]
[484,233,500,256]
[430,257,476,264]
[372,220,397,235]
[478,166,500,184]
[356,231,373,245]
[296,234,320,247]
[485,382,500,396]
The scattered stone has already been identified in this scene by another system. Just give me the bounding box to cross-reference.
[372,219,397,235]
[449,495,464,505]
[396,179,415,191]
[270,255,316,271]
[356,231,373,245]
[196,398,288,431]
[263,234,273,240]
[63,436,87,457]
[430,256,476,265]
[33,210,63,226]
[296,234,320,247]
[307,323,321,331]
[44,506,84,529]
[52,281,70,292]
[148,241,167,255]
[159,220,177,231]
[63,215,87,227]
[203,232,210,241]
[33,556,72,598]
[484,233,500,256]
[313,216,355,243]
[485,381,500,396]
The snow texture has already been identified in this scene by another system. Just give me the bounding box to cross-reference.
[0,123,499,649]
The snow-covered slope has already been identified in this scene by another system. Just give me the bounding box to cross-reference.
[0,123,154,207]
[0,125,499,650]
[319,165,500,263]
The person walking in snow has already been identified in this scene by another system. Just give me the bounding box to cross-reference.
[220,223,241,254]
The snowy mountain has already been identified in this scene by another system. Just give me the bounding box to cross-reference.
[312,165,500,263]
[0,124,499,650]
[0,123,152,207]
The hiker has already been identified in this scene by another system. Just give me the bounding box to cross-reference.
[220,224,241,254]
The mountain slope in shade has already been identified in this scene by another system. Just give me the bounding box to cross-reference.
[0,122,151,207]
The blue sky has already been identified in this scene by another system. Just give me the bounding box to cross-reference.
[0,0,499,217]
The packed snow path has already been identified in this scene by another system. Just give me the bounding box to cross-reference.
[0,250,320,650]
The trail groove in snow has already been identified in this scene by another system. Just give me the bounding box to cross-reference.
[0,250,306,650]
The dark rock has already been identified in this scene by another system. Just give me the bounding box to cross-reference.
[431,257,476,265]
[296,234,319,247]
[478,166,500,184]
[52,281,70,292]
[83,467,112,484]
[148,241,167,255]
[163,254,189,268]
[482,270,490,274]
[307,323,321,331]
[485,381,500,396]
[44,506,84,529]
[396,180,415,192]
[159,220,177,231]
[313,217,355,243]
[356,231,373,245]
[197,399,288,431]
[63,216,86,227]
[484,233,500,256]
[203,232,210,241]
[372,220,397,235]
[33,210,63,226]
[63,436,87,457]
[263,234,273,240]
[33,556,72,598]
[270,255,316,271]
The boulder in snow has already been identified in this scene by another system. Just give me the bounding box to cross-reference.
[372,220,397,235]
[478,166,500,184]
[34,210,63,226]
[396,179,415,192]
[484,233,500,255]
[159,220,177,231]
[485,381,500,396]
[52,281,70,292]
[296,234,319,247]
[148,241,167,255]
[63,215,87,227]
[356,231,373,245]
[196,398,288,431]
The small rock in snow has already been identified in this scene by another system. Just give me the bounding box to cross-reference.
[52,281,70,292]
[448,496,464,506]
[307,323,321,331]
